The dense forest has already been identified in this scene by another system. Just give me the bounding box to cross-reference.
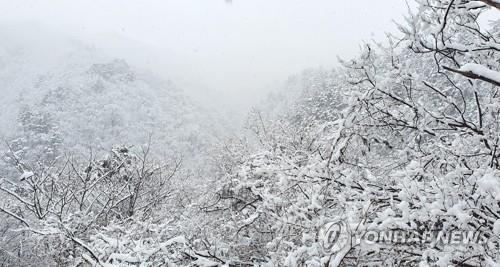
[1,0,500,266]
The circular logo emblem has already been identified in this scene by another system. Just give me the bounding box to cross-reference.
[487,235,500,251]
[317,221,350,253]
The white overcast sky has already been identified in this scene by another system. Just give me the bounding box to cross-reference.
[0,0,411,111]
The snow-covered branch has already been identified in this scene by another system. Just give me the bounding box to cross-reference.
[444,63,500,87]
[476,0,500,8]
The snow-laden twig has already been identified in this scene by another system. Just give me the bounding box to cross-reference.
[476,0,500,8]
[443,64,500,87]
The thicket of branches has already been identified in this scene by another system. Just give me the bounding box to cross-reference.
[201,1,500,266]
[0,144,186,266]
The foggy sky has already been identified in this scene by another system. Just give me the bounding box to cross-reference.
[0,0,410,112]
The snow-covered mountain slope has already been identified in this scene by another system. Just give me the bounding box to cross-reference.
[0,24,223,164]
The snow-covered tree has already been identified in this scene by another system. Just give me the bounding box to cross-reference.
[203,1,500,266]
[0,144,185,266]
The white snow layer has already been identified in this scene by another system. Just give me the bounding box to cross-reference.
[459,63,500,84]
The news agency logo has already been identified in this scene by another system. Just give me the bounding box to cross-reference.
[318,220,500,254]
[317,221,350,253]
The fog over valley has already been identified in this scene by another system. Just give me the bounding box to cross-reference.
[0,0,409,113]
